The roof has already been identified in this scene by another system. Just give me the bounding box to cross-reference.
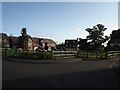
[65,39,77,41]
[41,38,56,45]
[32,37,39,42]
[65,39,77,43]
[0,33,8,39]
[9,36,19,45]
[32,37,39,47]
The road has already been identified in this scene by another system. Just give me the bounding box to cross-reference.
[2,59,119,88]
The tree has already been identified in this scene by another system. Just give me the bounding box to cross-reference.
[56,43,66,51]
[106,29,120,51]
[9,36,13,48]
[86,24,109,52]
[78,38,88,51]
[110,29,120,41]
[21,28,27,36]
[17,36,23,48]
[21,28,28,50]
[45,42,48,50]
[38,38,43,47]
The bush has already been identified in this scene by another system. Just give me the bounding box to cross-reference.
[14,51,53,60]
[3,49,16,57]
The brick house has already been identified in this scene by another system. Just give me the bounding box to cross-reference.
[27,36,33,50]
[41,38,56,51]
[0,33,9,48]
[9,36,18,48]
[9,35,33,51]
[32,37,41,50]
[65,39,78,51]
[32,37,56,51]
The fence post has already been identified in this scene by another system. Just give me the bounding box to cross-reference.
[105,51,108,59]
[86,52,88,58]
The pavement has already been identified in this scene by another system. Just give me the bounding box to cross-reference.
[2,58,119,88]
[2,57,82,64]
[109,57,120,73]
[2,56,120,74]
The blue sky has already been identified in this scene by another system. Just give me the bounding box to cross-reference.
[2,2,118,43]
[118,1,120,29]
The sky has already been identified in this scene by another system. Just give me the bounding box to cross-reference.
[0,2,1,32]
[118,1,120,29]
[2,2,118,43]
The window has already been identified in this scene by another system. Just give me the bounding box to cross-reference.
[4,39,6,42]
[66,41,69,43]
[73,45,75,47]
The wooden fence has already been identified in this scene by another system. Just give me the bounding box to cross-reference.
[53,51,120,59]
[107,51,120,59]
[52,51,77,59]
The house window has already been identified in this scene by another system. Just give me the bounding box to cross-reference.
[73,41,75,43]
[66,45,68,47]
[4,39,6,42]
[66,41,69,43]
[73,45,75,47]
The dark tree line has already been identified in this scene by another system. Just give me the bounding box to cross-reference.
[105,29,120,51]
[78,24,109,52]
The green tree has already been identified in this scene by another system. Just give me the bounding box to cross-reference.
[21,28,28,50]
[110,29,120,42]
[106,29,120,51]
[86,24,109,52]
[78,38,88,51]
[21,28,27,37]
[17,36,23,48]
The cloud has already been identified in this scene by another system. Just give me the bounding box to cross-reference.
[77,28,81,32]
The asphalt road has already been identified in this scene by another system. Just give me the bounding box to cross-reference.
[2,59,119,88]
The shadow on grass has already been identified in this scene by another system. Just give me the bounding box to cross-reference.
[2,68,119,88]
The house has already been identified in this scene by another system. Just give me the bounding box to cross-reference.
[9,35,33,51]
[8,36,56,51]
[32,37,40,50]
[9,36,18,48]
[27,36,33,50]
[65,39,78,51]
[0,33,9,48]
[31,37,57,51]
[41,38,56,51]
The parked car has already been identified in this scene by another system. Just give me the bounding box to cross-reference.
[52,48,59,51]
[35,47,45,52]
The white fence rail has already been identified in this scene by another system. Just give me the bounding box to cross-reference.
[53,51,77,59]
[107,51,120,58]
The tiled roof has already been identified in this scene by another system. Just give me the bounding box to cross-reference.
[9,36,19,45]
[32,37,39,46]
[0,33,8,39]
[41,38,56,46]
[32,37,56,47]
